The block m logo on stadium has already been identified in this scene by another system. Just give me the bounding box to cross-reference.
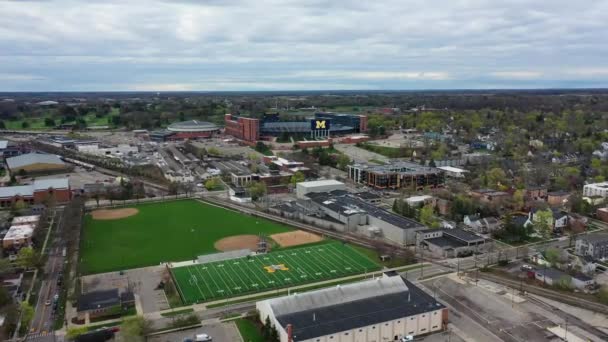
[315,120,326,129]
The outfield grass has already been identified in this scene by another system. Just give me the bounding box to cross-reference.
[171,241,380,304]
[80,200,292,274]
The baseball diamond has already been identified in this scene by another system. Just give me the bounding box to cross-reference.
[170,241,380,304]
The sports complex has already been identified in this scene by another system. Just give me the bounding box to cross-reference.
[80,199,380,304]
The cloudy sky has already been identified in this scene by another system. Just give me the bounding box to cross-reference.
[1,0,607,91]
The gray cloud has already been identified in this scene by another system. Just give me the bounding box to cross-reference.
[0,0,606,91]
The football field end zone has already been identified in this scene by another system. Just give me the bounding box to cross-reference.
[169,241,382,305]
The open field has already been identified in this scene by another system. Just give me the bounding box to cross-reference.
[80,200,292,274]
[171,241,380,304]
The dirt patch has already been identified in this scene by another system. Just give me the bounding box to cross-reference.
[91,208,139,220]
[270,230,323,247]
[214,235,260,252]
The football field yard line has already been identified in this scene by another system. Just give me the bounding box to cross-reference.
[172,269,190,303]
[195,264,222,300]
[326,247,363,274]
[215,262,242,293]
[253,255,288,288]
[212,263,237,296]
[311,247,344,274]
[195,264,229,298]
[280,252,313,281]
[186,266,207,302]
[249,257,279,288]
[235,259,267,289]
[289,251,328,280]
[225,260,250,292]
[326,244,366,270]
[266,253,296,286]
[189,266,214,301]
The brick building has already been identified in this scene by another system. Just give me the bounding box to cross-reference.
[224,114,260,142]
[0,178,71,208]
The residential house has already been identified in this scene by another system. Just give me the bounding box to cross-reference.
[575,234,608,260]
[528,208,569,233]
[597,207,608,223]
[547,191,570,207]
[76,289,135,320]
[535,268,595,291]
[469,189,510,206]
[526,186,548,201]
[463,215,501,234]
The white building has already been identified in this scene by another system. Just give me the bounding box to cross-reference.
[256,275,446,342]
[437,166,469,178]
[583,182,608,199]
[296,180,346,199]
[76,144,138,158]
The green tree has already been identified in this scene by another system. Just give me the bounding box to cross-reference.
[263,316,272,340]
[16,247,38,269]
[247,181,267,201]
[66,327,88,340]
[290,171,305,187]
[44,117,55,127]
[204,177,221,191]
[512,189,525,210]
[0,257,13,276]
[21,121,30,129]
[20,301,34,332]
[534,209,554,239]
[419,204,439,228]
[120,316,150,342]
[336,154,351,171]
[556,275,573,290]
[544,247,561,266]
[486,167,507,188]
[270,324,280,342]
[597,286,608,304]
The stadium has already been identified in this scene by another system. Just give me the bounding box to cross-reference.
[150,120,220,141]
[225,112,368,142]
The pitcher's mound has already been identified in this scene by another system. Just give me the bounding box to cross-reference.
[270,230,323,247]
[91,208,139,220]
[215,235,260,252]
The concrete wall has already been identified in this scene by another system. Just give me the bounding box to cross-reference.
[297,309,445,342]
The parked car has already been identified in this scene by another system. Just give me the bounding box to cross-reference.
[521,264,534,271]
[195,334,212,342]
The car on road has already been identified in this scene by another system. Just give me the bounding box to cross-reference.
[401,335,414,341]
[521,264,534,271]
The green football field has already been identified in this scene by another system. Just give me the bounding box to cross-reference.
[80,200,292,274]
[171,241,381,304]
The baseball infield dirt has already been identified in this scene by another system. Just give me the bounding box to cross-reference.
[91,208,139,220]
[270,230,323,247]
[214,235,260,252]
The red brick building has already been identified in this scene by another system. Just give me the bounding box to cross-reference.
[224,114,260,142]
[0,178,71,208]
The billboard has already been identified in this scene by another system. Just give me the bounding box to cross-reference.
[311,119,331,131]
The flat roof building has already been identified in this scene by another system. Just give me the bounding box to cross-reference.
[6,153,68,174]
[257,274,446,342]
[348,161,444,190]
[0,178,71,208]
[296,180,346,199]
[583,182,608,198]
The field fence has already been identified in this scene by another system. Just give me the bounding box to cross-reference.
[84,193,202,209]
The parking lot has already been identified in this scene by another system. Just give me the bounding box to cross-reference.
[80,265,169,314]
[147,322,241,342]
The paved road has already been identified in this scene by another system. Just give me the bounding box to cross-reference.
[30,209,66,336]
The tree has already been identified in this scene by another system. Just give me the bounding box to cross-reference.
[44,117,55,127]
[120,316,150,342]
[419,204,439,228]
[534,209,554,239]
[0,258,13,276]
[21,121,29,129]
[168,181,179,195]
[204,177,220,191]
[544,247,561,266]
[336,154,351,171]
[597,286,608,304]
[263,316,272,340]
[486,167,507,188]
[247,181,267,201]
[556,275,573,290]
[16,247,38,269]
[270,324,280,342]
[290,171,305,187]
[66,327,88,340]
[512,189,525,210]
[20,301,34,332]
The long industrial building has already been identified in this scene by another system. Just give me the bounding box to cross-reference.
[257,274,447,342]
[303,190,427,245]
[348,161,444,190]
[224,112,368,142]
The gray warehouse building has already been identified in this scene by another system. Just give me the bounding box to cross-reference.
[304,191,427,245]
[257,274,447,342]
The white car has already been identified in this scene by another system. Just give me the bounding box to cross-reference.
[401,335,414,342]
[195,334,212,342]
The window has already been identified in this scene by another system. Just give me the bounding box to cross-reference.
[373,326,376,329]
[411,317,414,320]
[432,325,438,329]
[422,315,425,317]
[330,337,334,340]
[408,331,414,335]
[359,329,363,332]
[385,323,389,326]
[434,312,438,315]
[344,333,349,336]
[397,320,401,323]
[421,328,427,332]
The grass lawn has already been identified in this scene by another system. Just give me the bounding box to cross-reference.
[236,319,265,342]
[171,241,380,304]
[80,200,292,274]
